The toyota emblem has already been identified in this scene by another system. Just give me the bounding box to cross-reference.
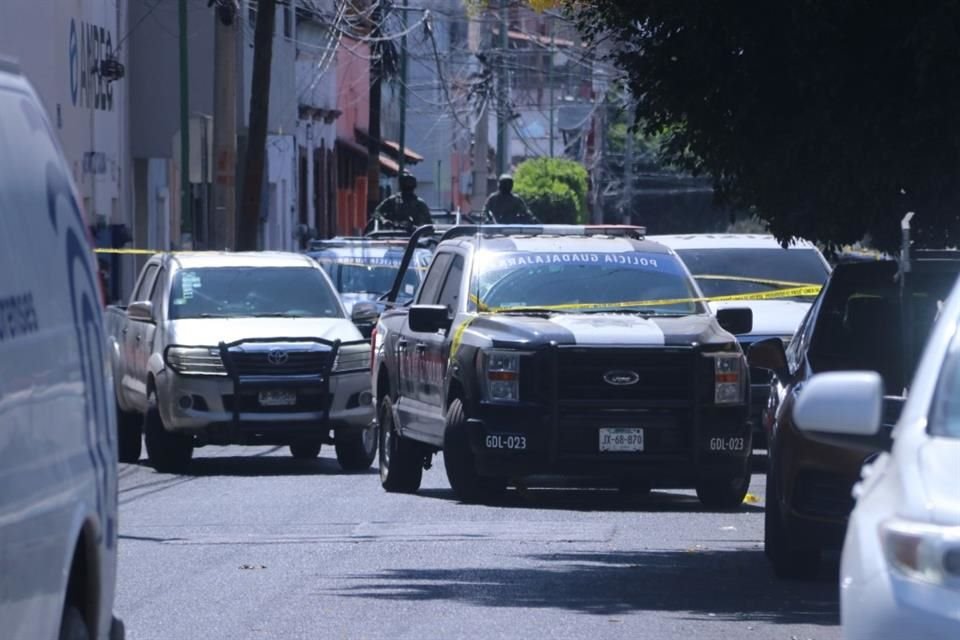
[603,370,640,386]
[267,349,289,365]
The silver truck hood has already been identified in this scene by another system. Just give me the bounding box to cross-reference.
[167,317,363,346]
[710,299,810,337]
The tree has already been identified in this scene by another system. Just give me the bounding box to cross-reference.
[567,1,960,251]
[514,157,589,224]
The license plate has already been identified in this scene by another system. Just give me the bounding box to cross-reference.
[485,434,527,450]
[709,436,746,452]
[258,390,296,407]
[599,428,644,452]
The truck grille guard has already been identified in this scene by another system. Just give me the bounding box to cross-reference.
[216,337,367,425]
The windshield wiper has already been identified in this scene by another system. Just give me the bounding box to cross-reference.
[578,309,690,317]
[493,307,569,315]
[251,312,307,318]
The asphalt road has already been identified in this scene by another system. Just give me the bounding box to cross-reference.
[115,447,842,640]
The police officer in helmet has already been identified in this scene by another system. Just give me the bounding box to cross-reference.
[369,171,432,233]
[484,174,539,224]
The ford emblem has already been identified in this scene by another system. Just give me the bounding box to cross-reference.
[603,370,640,386]
[267,349,289,365]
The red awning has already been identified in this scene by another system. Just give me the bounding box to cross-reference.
[379,153,400,176]
[354,128,423,165]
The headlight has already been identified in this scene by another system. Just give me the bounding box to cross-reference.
[333,344,370,372]
[705,352,746,405]
[165,346,227,376]
[881,519,960,586]
[481,350,520,403]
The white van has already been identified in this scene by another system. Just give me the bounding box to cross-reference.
[0,60,122,639]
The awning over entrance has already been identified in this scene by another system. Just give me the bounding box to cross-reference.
[335,136,410,177]
[354,128,424,165]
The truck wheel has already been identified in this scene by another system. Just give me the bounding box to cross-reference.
[378,396,422,493]
[144,392,193,473]
[59,605,90,640]
[695,465,751,510]
[117,404,142,463]
[443,399,506,504]
[289,441,322,459]
[335,424,378,471]
[765,469,821,579]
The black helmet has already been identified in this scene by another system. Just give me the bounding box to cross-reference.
[399,171,417,191]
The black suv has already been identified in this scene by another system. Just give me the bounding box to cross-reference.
[372,225,755,506]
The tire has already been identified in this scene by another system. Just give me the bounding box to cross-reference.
[335,424,378,471]
[144,392,193,473]
[59,605,90,640]
[289,440,322,459]
[378,396,422,493]
[696,464,751,510]
[765,468,821,580]
[117,404,142,463]
[443,399,507,504]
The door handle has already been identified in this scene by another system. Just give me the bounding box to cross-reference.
[135,335,142,343]
[415,343,427,353]
[397,339,409,349]
[121,328,128,336]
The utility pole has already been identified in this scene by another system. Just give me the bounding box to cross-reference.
[548,16,555,158]
[366,0,384,216]
[178,0,191,245]
[496,0,509,177]
[469,15,489,206]
[397,0,409,178]
[212,3,238,250]
[238,0,277,251]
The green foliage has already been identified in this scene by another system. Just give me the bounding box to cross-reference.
[513,158,590,224]
[569,1,960,251]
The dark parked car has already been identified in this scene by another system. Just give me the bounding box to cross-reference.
[750,255,959,579]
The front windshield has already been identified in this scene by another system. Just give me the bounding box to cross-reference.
[314,253,424,301]
[676,248,829,300]
[472,250,704,315]
[168,267,343,319]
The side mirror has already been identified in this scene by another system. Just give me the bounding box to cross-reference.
[748,337,789,380]
[792,371,883,437]
[351,301,380,326]
[716,307,753,335]
[409,304,451,334]
[127,300,155,324]
[351,302,380,339]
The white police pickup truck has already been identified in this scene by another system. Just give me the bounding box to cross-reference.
[106,252,375,473]
[0,59,122,639]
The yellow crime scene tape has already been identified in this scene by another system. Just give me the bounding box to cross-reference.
[692,274,821,289]
[469,285,822,315]
[94,249,430,270]
[94,248,159,255]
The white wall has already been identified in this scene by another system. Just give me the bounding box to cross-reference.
[0,0,128,227]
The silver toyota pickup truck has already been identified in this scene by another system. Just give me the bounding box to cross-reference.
[107,252,375,473]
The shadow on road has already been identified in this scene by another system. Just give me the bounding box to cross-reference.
[180,454,379,478]
[332,548,839,626]
[415,485,765,515]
